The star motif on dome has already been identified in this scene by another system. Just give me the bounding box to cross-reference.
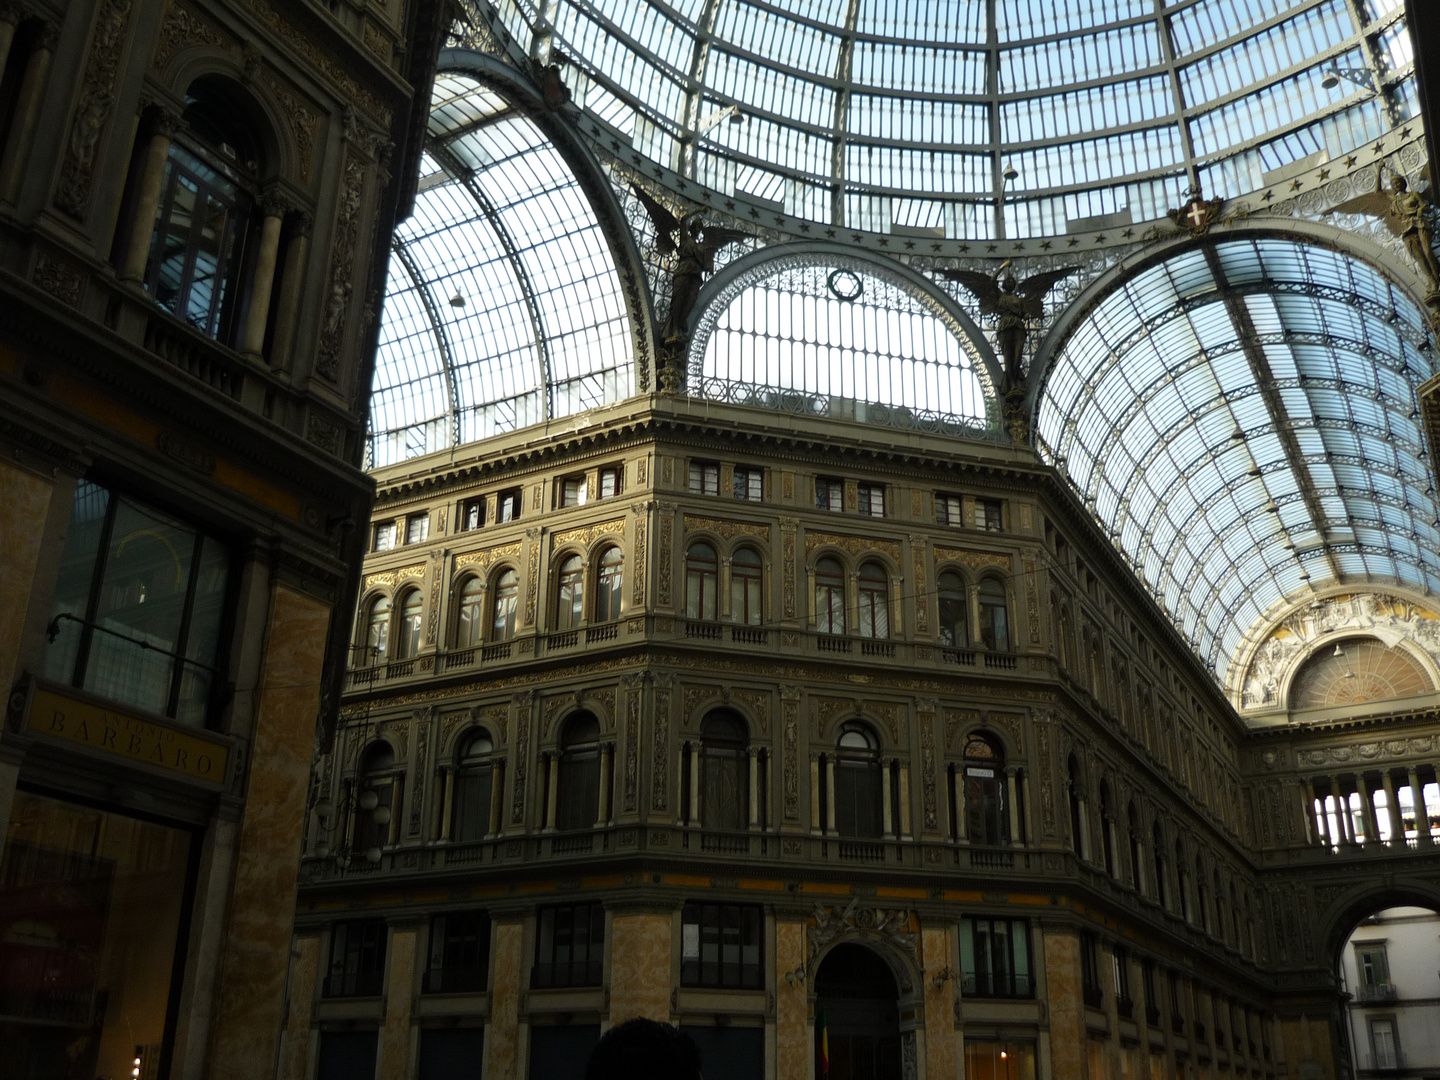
[904,240,915,249]
[1040,241,1052,250]
[1318,169,1330,181]
[1346,156,1358,168]
[1067,237,1080,246]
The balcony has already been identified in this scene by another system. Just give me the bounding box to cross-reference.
[1356,983,1398,1004]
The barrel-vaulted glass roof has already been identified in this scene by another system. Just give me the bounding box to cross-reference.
[1038,238,1440,683]
[476,0,1414,238]
[369,74,633,468]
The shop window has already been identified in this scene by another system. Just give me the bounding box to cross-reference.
[460,497,484,531]
[856,560,889,639]
[455,577,483,648]
[964,1040,1036,1080]
[374,520,398,551]
[686,542,719,621]
[363,595,391,665]
[325,919,387,997]
[963,734,1007,845]
[419,1030,485,1080]
[594,547,623,622]
[733,467,762,500]
[959,917,1032,998]
[560,475,587,507]
[43,479,232,726]
[406,514,430,544]
[937,493,963,525]
[452,731,497,842]
[317,1032,379,1080]
[980,498,1004,531]
[689,461,719,496]
[681,902,763,988]
[856,483,885,517]
[532,903,604,988]
[938,571,968,648]
[425,911,491,993]
[978,577,1009,651]
[814,556,845,635]
[700,712,748,832]
[496,488,521,523]
[598,466,623,499]
[835,723,882,839]
[491,568,519,641]
[815,476,843,512]
[556,714,601,831]
[1080,933,1103,1008]
[731,547,764,626]
[0,790,196,1080]
[554,555,584,630]
[396,589,424,659]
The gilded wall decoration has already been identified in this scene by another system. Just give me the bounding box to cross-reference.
[409,717,429,835]
[454,541,524,573]
[425,553,442,645]
[511,690,534,825]
[656,508,674,606]
[934,547,1010,571]
[363,563,424,589]
[682,515,770,541]
[869,702,904,744]
[780,519,797,619]
[317,149,365,380]
[551,518,626,551]
[661,457,673,484]
[1024,558,1041,644]
[632,518,647,605]
[782,691,800,819]
[55,0,133,221]
[524,535,540,626]
[152,2,228,73]
[910,490,924,517]
[1035,722,1056,833]
[910,538,928,636]
[805,531,901,561]
[681,685,710,724]
[440,710,465,752]
[781,472,793,499]
[485,703,509,744]
[652,682,670,811]
[814,697,852,741]
[986,712,1026,754]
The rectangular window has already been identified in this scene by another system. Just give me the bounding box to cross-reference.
[733,467,763,500]
[959,917,1032,998]
[1,790,197,1080]
[43,480,232,727]
[419,1030,485,1080]
[1370,1018,1398,1070]
[318,1032,379,1080]
[1081,933,1103,1008]
[690,462,720,495]
[406,514,430,544]
[426,911,491,993]
[937,494,963,525]
[533,903,605,988]
[680,903,763,989]
[1142,960,1160,1025]
[560,476,588,507]
[326,919,388,997]
[1357,943,1390,986]
[980,498,1004,531]
[857,483,885,517]
[460,497,484,531]
[497,488,521,523]
[374,520,398,551]
[1113,947,1133,1015]
[598,466,622,499]
[965,1041,1037,1080]
[815,477,843,512]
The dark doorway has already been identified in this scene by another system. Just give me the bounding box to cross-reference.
[814,942,902,1080]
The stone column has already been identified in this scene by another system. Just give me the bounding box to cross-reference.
[241,192,291,358]
[825,755,837,833]
[881,760,895,838]
[953,767,966,842]
[1043,930,1087,1080]
[609,909,672,1025]
[438,766,456,840]
[0,20,55,203]
[1007,767,1022,846]
[543,752,559,831]
[488,763,504,836]
[898,762,911,837]
[1328,778,1349,845]
[269,212,313,371]
[119,107,185,281]
[1077,795,1092,860]
[275,932,322,1080]
[597,742,613,826]
[689,744,701,824]
[1381,771,1402,844]
[1360,774,1380,847]
[1300,778,1318,845]
[483,917,525,1080]
[810,756,822,834]
[1408,767,1432,845]
[921,924,958,1080]
[0,4,21,88]
[376,920,421,1080]
[748,748,760,828]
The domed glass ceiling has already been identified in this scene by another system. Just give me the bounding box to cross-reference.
[478,0,1415,238]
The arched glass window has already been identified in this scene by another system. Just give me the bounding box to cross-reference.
[397,589,424,659]
[963,734,1006,846]
[686,542,718,621]
[835,723,882,839]
[1152,821,1169,907]
[814,557,846,635]
[1100,781,1117,877]
[355,741,398,855]
[456,577,484,648]
[452,729,496,842]
[938,571,968,648]
[144,82,259,344]
[556,713,601,830]
[555,555,584,629]
[364,595,391,665]
[1128,803,1143,893]
[595,547,623,622]
[700,711,748,832]
[978,577,1009,652]
[731,547,763,626]
[491,568,519,640]
[857,561,889,639]
[1067,754,1085,857]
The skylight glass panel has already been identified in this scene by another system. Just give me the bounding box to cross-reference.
[857,0,985,43]
[997,0,1153,42]
[1001,23,1166,93]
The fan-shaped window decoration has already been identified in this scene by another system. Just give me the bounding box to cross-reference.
[555,555,584,630]
[835,723,883,839]
[814,557,846,635]
[700,711,748,832]
[963,734,1007,846]
[686,542,718,621]
[857,561,890,639]
[455,577,484,648]
[731,547,763,626]
[556,713,601,831]
[491,568,519,641]
[1288,636,1432,709]
[595,547,624,622]
[453,729,497,842]
[978,578,1010,652]
[691,259,992,437]
[364,595,391,665]
[939,571,969,648]
[397,589,424,659]
[369,74,633,468]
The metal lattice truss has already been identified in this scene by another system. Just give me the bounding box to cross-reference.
[1037,237,1440,683]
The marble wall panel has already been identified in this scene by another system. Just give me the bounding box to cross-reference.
[609,911,672,1023]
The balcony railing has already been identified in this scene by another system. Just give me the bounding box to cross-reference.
[961,971,1033,999]
[1083,983,1104,1009]
[730,626,769,645]
[324,971,384,998]
[1356,983,1398,1004]
[686,620,723,640]
[817,634,851,653]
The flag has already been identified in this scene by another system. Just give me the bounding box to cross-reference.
[819,1010,830,1077]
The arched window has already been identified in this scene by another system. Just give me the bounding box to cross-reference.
[456,577,484,648]
[835,723,882,839]
[364,595,391,665]
[1067,754,1085,857]
[1100,781,1117,877]
[1127,802,1143,893]
[938,571,968,648]
[1152,821,1169,908]
[978,577,1009,651]
[397,589,424,659]
[144,82,261,344]
[730,547,763,626]
[595,547,624,622]
[857,561,890,639]
[555,555,584,630]
[963,734,1006,846]
[491,568,519,640]
[686,542,718,621]
[556,714,601,830]
[700,711,748,832]
[814,557,846,635]
[453,729,497,842]
[354,742,398,857]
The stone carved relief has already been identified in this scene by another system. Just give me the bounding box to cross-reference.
[317,149,365,380]
[808,900,918,990]
[410,717,429,835]
[731,689,770,735]
[943,708,981,751]
[552,518,626,551]
[152,2,229,72]
[1024,558,1041,645]
[782,690,800,819]
[1035,722,1056,832]
[781,520,797,619]
[657,508,674,606]
[632,518,647,605]
[512,690,534,824]
[920,713,938,829]
[805,531,902,561]
[524,534,541,626]
[911,539,929,635]
[814,697,851,741]
[934,547,1009,572]
[623,674,643,810]
[258,70,321,181]
[363,563,425,590]
[32,255,84,306]
[455,541,524,573]
[652,682,671,811]
[425,554,442,645]
[682,515,770,540]
[56,0,133,221]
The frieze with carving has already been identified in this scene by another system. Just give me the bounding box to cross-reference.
[683,515,771,541]
[363,563,425,590]
[806,531,902,561]
[455,541,524,573]
[152,2,229,73]
[56,0,133,220]
[552,518,625,551]
[657,509,674,606]
[934,547,1010,572]
[652,682,670,811]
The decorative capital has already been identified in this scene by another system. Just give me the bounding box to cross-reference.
[145,103,186,139]
[0,3,25,26]
[260,188,294,220]
[36,17,60,51]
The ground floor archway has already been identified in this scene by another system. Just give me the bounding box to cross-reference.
[814,941,903,1080]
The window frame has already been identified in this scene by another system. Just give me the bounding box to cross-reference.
[496,488,522,523]
[730,546,764,627]
[554,554,585,630]
[532,903,605,989]
[680,902,763,989]
[815,476,843,512]
[325,919,388,998]
[594,546,624,623]
[426,910,492,994]
[685,541,719,622]
[689,461,720,496]
[490,567,520,641]
[405,513,430,545]
[733,467,763,501]
[455,576,484,648]
[959,916,1033,999]
[856,483,885,517]
[814,556,846,635]
[374,520,399,551]
[460,496,485,531]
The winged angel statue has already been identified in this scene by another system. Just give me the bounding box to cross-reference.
[1327,165,1440,308]
[938,263,1077,395]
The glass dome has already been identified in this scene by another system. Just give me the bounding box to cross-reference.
[473,0,1414,239]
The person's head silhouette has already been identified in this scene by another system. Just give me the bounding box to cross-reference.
[585,1018,702,1080]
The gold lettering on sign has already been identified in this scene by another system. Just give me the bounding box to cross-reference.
[28,686,230,785]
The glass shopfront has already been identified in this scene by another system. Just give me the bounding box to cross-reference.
[1,790,196,1080]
